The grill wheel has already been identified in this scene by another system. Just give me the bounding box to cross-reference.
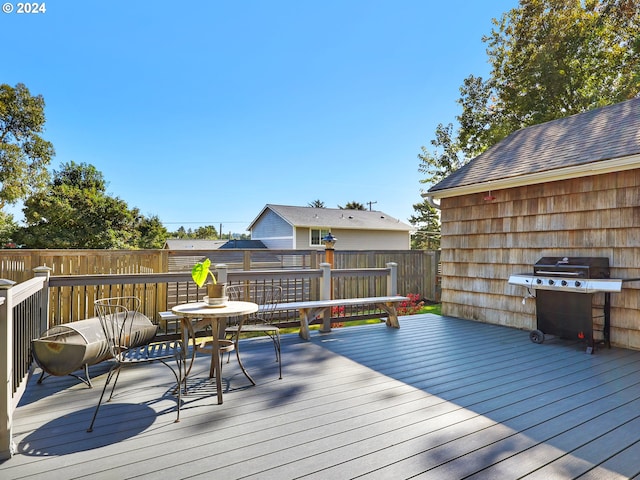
[529,329,545,344]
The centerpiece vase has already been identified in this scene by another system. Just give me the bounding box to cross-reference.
[206,283,227,305]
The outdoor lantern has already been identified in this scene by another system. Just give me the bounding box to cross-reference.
[483,191,496,202]
[322,232,337,250]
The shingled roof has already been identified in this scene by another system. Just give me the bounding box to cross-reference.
[248,204,412,232]
[428,97,640,196]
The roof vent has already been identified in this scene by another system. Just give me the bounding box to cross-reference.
[348,215,354,219]
[380,215,385,219]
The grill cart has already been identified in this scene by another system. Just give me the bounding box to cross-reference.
[509,257,622,353]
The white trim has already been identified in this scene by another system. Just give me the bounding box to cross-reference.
[426,153,640,199]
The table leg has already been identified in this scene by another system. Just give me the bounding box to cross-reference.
[179,318,198,378]
[210,318,223,404]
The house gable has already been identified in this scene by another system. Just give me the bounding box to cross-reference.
[248,204,412,250]
[249,207,294,249]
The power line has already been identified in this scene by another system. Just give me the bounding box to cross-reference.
[162,221,249,225]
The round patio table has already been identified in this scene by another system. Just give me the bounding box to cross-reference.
[171,301,258,404]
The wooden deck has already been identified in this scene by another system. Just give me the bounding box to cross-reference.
[3,314,640,479]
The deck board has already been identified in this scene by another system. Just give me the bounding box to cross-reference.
[4,314,640,479]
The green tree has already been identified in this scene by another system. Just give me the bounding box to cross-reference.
[339,201,366,210]
[308,199,325,208]
[134,212,169,249]
[0,83,55,209]
[173,226,189,239]
[418,0,640,194]
[418,123,465,189]
[193,225,218,239]
[0,210,17,247]
[484,0,640,135]
[409,200,440,250]
[14,161,136,248]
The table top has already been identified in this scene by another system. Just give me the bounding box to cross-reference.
[171,301,258,318]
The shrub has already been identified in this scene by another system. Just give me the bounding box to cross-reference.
[397,293,425,316]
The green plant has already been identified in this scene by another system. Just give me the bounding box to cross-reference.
[397,293,425,315]
[191,258,217,287]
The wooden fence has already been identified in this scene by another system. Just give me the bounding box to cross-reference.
[44,264,400,330]
[0,249,440,324]
[0,249,164,283]
[0,248,439,296]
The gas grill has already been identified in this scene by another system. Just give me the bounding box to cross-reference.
[509,257,619,353]
[508,257,622,293]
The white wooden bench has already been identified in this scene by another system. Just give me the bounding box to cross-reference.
[161,295,410,341]
[269,296,410,340]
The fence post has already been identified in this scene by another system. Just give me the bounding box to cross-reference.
[33,266,51,333]
[319,263,331,300]
[0,278,17,460]
[215,264,228,284]
[319,263,332,333]
[386,262,398,296]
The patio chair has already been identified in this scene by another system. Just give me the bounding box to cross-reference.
[225,284,283,382]
[87,296,186,432]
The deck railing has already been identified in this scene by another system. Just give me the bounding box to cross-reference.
[0,267,49,459]
[0,248,440,300]
[0,262,401,459]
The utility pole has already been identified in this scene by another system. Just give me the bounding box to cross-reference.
[367,201,378,211]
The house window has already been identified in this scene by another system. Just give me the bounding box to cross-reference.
[310,228,330,246]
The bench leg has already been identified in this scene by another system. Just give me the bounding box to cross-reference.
[298,308,312,340]
[320,308,332,334]
[298,307,329,340]
[377,303,401,329]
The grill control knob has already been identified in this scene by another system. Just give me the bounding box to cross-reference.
[548,279,555,286]
[536,278,542,285]
[575,281,581,287]
[561,280,568,286]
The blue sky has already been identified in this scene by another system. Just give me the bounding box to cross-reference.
[2,0,517,234]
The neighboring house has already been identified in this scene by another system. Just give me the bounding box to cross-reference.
[425,97,640,349]
[163,238,268,272]
[163,239,228,250]
[248,204,412,250]
[163,239,266,250]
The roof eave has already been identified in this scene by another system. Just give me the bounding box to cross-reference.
[294,224,411,232]
[425,153,640,199]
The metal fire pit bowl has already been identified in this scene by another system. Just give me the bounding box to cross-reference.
[32,314,157,386]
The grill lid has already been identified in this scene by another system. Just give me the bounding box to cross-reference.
[533,257,610,279]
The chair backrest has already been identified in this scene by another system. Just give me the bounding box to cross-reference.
[94,296,157,358]
[226,285,282,325]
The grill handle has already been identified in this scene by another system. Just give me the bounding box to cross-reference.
[535,270,582,277]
